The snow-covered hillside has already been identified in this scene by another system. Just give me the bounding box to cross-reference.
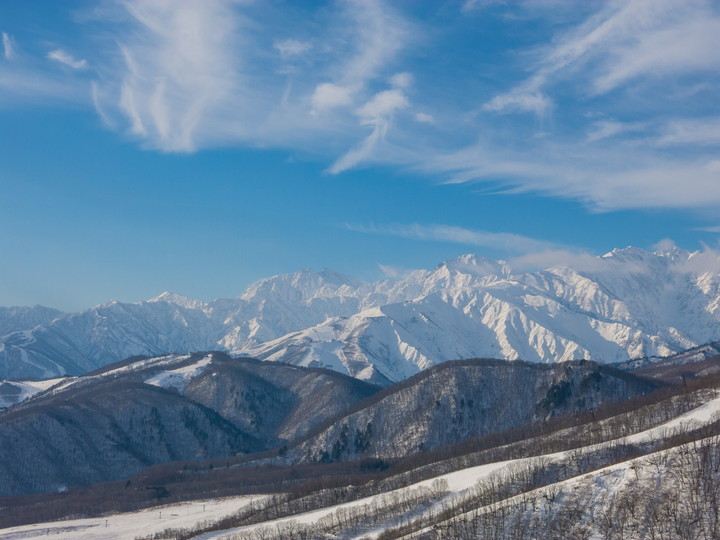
[11,383,715,540]
[243,247,720,382]
[2,247,720,381]
[0,352,379,497]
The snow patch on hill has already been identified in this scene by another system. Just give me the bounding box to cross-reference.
[145,355,213,391]
[0,378,67,409]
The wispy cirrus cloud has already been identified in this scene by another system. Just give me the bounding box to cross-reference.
[351,222,619,273]
[311,83,353,113]
[2,32,15,60]
[309,1,409,116]
[656,117,720,147]
[423,0,720,211]
[508,250,602,273]
[4,0,720,215]
[329,87,409,173]
[274,39,311,59]
[85,0,415,163]
[483,0,720,115]
[0,33,86,104]
[347,222,561,254]
[47,49,88,70]
[586,120,645,142]
[422,139,720,211]
[100,0,241,152]
[363,225,720,274]
[333,0,410,92]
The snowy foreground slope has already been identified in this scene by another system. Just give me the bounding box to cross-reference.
[2,246,720,381]
[2,376,719,539]
[0,496,266,540]
[192,395,720,540]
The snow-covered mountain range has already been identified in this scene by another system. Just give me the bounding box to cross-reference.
[2,246,720,382]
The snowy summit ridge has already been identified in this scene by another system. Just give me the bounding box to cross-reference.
[2,247,720,383]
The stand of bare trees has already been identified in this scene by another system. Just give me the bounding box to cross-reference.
[422,436,720,540]
[137,386,720,540]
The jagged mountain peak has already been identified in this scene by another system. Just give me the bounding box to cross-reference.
[239,268,363,302]
[601,245,692,265]
[436,253,511,276]
[147,291,206,309]
[653,246,693,261]
[2,246,720,382]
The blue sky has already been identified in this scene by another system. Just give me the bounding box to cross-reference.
[1,0,720,311]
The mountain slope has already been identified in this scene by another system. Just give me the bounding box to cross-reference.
[2,247,720,381]
[277,358,661,465]
[240,247,720,382]
[0,352,379,496]
[0,305,63,337]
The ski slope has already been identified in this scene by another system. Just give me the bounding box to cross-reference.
[0,496,264,540]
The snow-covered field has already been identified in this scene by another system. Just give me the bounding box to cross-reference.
[194,390,720,539]
[0,496,264,540]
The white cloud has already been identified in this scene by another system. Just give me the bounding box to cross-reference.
[363,224,658,274]
[423,141,720,211]
[2,32,15,60]
[591,16,720,94]
[377,263,419,280]
[503,244,720,275]
[274,39,311,58]
[90,81,114,127]
[651,238,678,252]
[656,117,720,147]
[694,226,720,233]
[7,0,718,217]
[484,0,720,115]
[586,120,644,142]
[97,0,240,152]
[47,49,88,70]
[310,2,410,117]
[119,74,146,136]
[508,250,600,272]
[329,88,409,173]
[310,83,353,113]
[390,72,413,89]
[483,89,552,116]
[461,0,506,12]
[349,222,560,254]
[675,247,720,275]
[0,42,84,103]
[357,89,409,121]
[422,1,720,211]
[378,263,401,278]
[338,1,410,89]
[414,112,434,124]
[83,0,415,158]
